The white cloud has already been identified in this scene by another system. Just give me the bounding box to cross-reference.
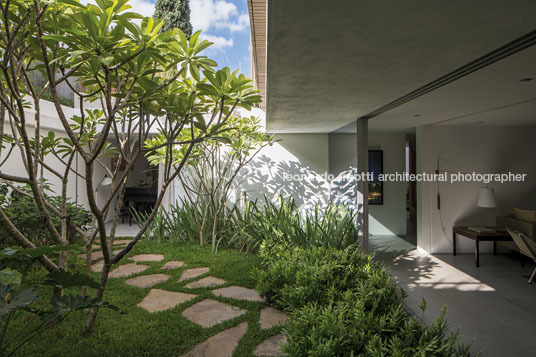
[201,34,233,50]
[81,0,155,23]
[122,0,156,17]
[191,0,249,33]
[81,0,242,50]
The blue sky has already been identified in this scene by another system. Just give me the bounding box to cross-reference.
[189,0,251,76]
[83,0,251,76]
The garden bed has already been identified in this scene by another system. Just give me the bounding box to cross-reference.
[9,242,277,357]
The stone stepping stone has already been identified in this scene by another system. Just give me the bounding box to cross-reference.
[253,334,287,356]
[161,261,186,270]
[90,261,104,273]
[212,286,265,302]
[182,299,246,328]
[178,267,210,282]
[185,276,226,289]
[259,307,289,329]
[92,240,130,251]
[125,274,170,288]
[130,254,165,262]
[181,322,248,357]
[109,263,149,278]
[112,239,132,245]
[78,249,121,262]
[138,288,197,313]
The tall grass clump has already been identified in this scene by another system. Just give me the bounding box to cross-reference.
[132,198,236,246]
[134,195,359,252]
[230,196,359,252]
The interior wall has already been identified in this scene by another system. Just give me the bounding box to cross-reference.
[329,132,407,236]
[417,125,536,254]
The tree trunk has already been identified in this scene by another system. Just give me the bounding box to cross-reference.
[211,210,220,252]
[82,241,93,297]
[81,263,110,336]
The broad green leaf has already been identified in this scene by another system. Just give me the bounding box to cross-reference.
[45,271,101,289]
[0,268,22,286]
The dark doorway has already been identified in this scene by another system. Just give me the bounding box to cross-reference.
[405,133,417,244]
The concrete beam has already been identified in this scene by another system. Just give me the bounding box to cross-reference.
[357,118,369,251]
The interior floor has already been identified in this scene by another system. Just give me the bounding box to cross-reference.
[371,234,536,357]
[105,222,140,238]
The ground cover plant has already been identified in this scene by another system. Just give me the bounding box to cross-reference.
[0,245,117,356]
[7,242,278,357]
[254,243,474,356]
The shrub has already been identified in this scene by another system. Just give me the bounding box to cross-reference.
[254,243,394,311]
[0,183,92,248]
[284,296,470,356]
[254,245,472,356]
[33,83,74,107]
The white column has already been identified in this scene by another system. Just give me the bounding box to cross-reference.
[357,118,369,251]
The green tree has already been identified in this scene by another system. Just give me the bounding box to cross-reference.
[175,115,274,250]
[154,0,193,35]
[0,0,260,335]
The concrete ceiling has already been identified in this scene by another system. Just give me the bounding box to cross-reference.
[336,45,536,132]
[265,0,536,133]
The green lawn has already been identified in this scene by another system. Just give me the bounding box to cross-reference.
[11,242,279,357]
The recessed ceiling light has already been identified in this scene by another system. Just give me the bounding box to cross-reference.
[519,77,534,82]
[413,114,421,117]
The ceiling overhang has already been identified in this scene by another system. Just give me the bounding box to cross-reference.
[248,0,266,110]
[255,0,536,133]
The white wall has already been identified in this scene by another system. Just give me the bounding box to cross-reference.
[0,99,122,222]
[329,132,407,236]
[239,133,331,208]
[417,125,536,254]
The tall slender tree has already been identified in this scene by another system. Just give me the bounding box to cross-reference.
[154,0,193,36]
[0,0,260,335]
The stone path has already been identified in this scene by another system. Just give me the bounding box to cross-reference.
[92,239,131,251]
[125,273,170,288]
[185,276,226,289]
[78,249,121,262]
[178,267,210,281]
[137,289,196,313]
[253,334,287,356]
[182,299,246,328]
[90,261,104,273]
[213,286,265,302]
[130,254,165,262]
[112,239,132,245]
[161,261,185,270]
[106,253,289,356]
[109,263,149,278]
[259,307,289,329]
[181,322,248,357]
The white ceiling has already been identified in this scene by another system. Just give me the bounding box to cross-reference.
[336,45,536,132]
[370,45,536,130]
[265,0,536,133]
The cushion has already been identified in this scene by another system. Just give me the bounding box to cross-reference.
[513,208,536,223]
